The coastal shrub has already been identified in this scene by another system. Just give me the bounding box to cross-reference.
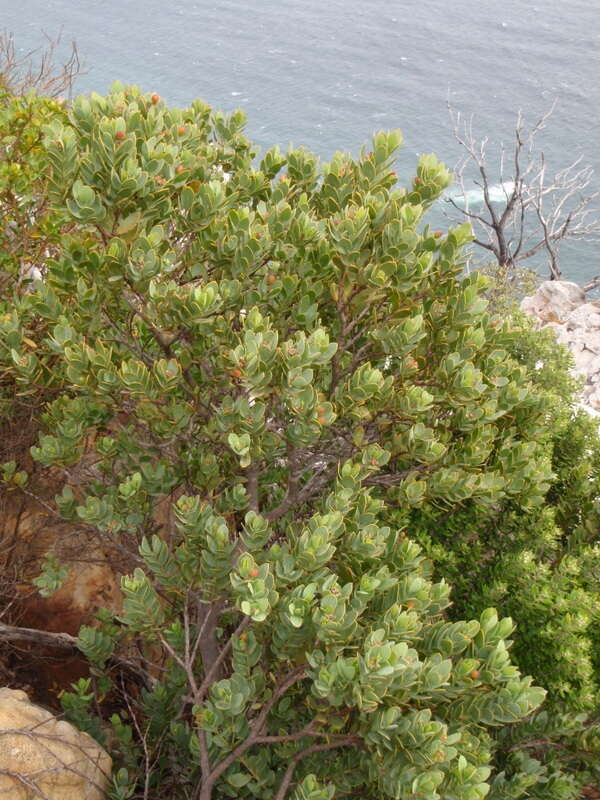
[441,511,600,797]
[0,85,563,799]
[0,89,69,628]
[473,262,542,318]
[414,313,600,794]
[0,88,65,291]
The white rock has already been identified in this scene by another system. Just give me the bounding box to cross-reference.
[522,281,600,417]
[568,335,586,353]
[572,347,596,372]
[556,327,600,356]
[520,280,586,324]
[588,358,600,381]
[520,295,544,322]
[19,263,42,282]
[577,400,600,416]
[582,331,600,356]
[0,688,111,799]
[565,302,600,330]
[587,389,600,411]
[590,361,600,379]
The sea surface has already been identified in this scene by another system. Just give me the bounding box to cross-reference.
[5,0,600,287]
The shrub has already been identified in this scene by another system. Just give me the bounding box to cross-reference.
[415,311,600,796]
[0,87,65,291]
[0,84,557,799]
[473,263,542,319]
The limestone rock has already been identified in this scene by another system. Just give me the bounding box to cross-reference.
[520,280,600,417]
[565,302,600,330]
[520,280,586,324]
[584,332,600,356]
[589,356,600,380]
[0,687,111,799]
[585,386,600,411]
[572,347,596,372]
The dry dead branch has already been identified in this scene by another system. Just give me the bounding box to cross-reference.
[447,101,600,287]
[0,30,83,99]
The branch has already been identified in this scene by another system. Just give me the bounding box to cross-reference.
[0,622,157,689]
[249,665,308,736]
[196,601,224,681]
[121,290,173,358]
[0,621,77,649]
[198,729,211,783]
[263,442,301,521]
[245,464,260,513]
[471,237,496,253]
[0,31,84,99]
[273,736,363,800]
[445,196,493,228]
[364,462,434,487]
[447,99,600,275]
[265,457,341,523]
[193,615,251,704]
[197,665,308,798]
[255,719,319,745]
[583,275,600,293]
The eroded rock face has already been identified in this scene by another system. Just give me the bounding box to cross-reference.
[0,687,111,799]
[520,281,600,415]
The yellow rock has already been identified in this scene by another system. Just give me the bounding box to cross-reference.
[0,687,111,799]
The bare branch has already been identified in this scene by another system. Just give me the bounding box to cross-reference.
[0,622,157,689]
[193,615,251,704]
[245,464,260,513]
[448,100,600,280]
[0,30,84,98]
[583,275,600,292]
[0,621,77,649]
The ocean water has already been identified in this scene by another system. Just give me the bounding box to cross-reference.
[5,0,600,286]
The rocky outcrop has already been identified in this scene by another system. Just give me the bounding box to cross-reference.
[520,281,600,414]
[0,687,111,799]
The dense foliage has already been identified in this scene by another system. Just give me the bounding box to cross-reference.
[0,84,596,799]
[0,86,65,293]
[418,310,600,796]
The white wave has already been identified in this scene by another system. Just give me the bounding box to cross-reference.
[444,181,515,210]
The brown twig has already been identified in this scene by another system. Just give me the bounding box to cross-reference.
[194,665,308,800]
[273,736,363,800]
[0,30,84,99]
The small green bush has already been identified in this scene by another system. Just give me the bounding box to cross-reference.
[473,263,542,318]
[415,310,600,795]
[0,88,66,281]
